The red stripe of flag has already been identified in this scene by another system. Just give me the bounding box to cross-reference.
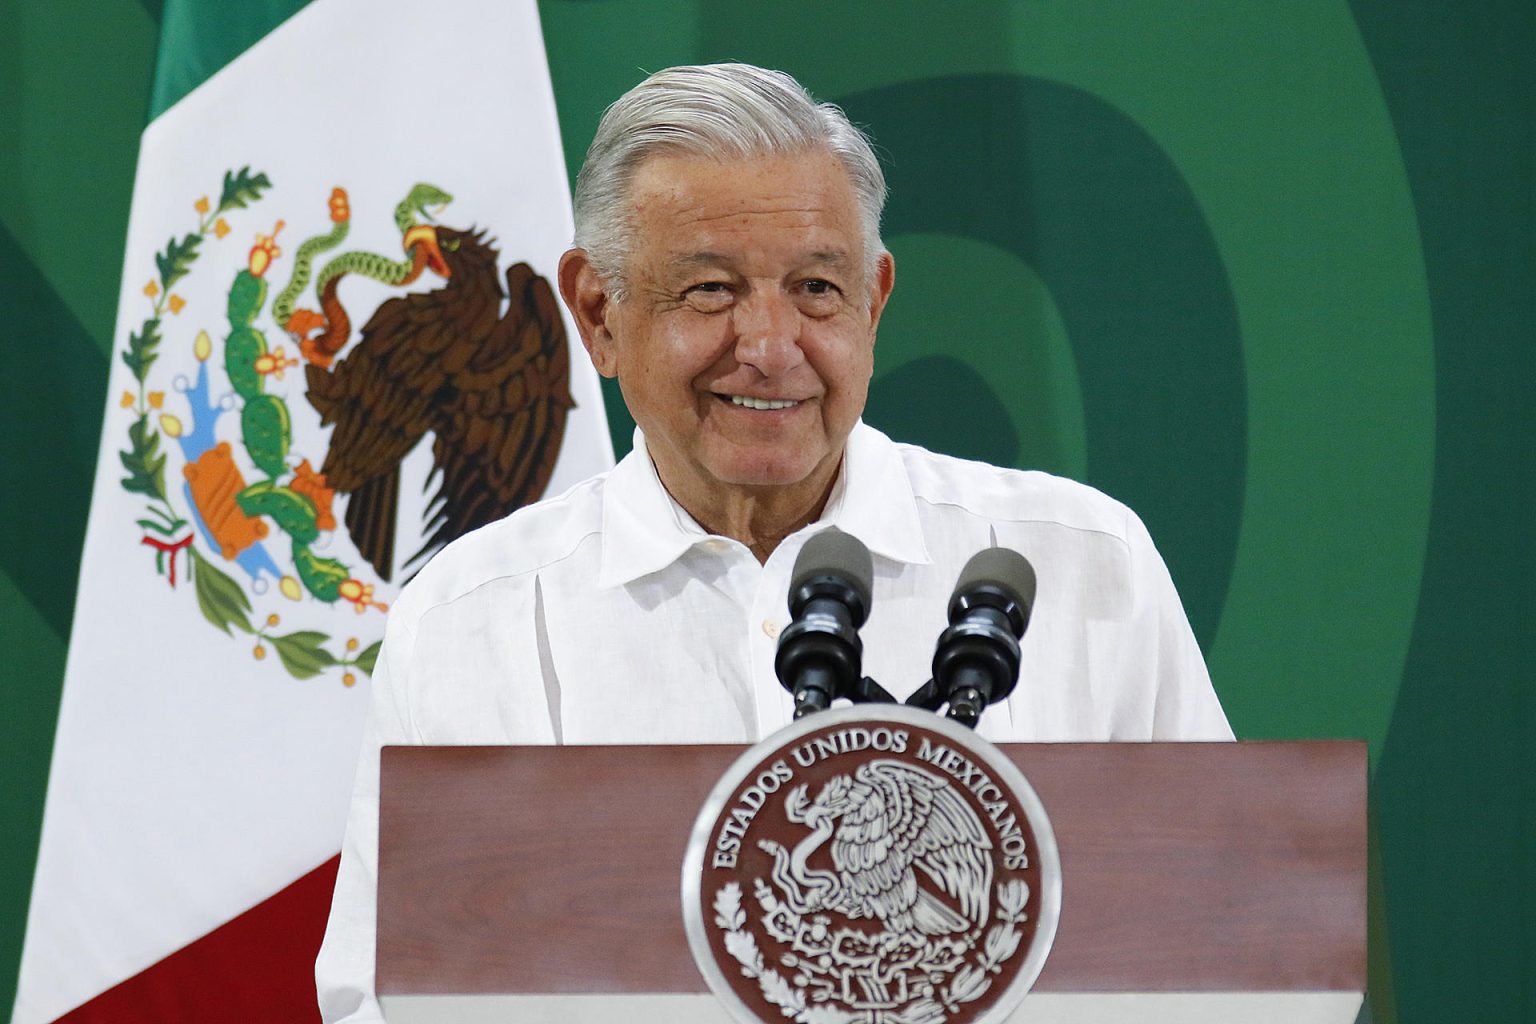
[53,856,338,1023]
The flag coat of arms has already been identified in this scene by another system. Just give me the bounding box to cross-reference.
[12,1,612,1019]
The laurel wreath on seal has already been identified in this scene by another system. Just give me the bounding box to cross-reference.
[713,878,1031,1024]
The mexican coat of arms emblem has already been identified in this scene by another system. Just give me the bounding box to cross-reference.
[684,705,1060,1024]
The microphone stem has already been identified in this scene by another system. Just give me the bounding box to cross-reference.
[945,685,984,729]
[791,663,839,718]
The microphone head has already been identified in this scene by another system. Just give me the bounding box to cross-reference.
[950,547,1036,635]
[790,528,874,623]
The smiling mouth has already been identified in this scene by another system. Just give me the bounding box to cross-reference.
[723,395,801,410]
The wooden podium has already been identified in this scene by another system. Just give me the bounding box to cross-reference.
[376,741,1365,1023]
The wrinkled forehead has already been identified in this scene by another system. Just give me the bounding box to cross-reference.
[623,149,869,272]
[664,247,859,274]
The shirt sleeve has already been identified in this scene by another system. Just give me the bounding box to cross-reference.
[315,615,417,1023]
[1121,507,1234,741]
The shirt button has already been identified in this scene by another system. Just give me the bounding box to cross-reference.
[761,619,781,639]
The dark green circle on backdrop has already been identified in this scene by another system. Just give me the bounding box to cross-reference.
[795,7,1437,757]
[859,74,1245,654]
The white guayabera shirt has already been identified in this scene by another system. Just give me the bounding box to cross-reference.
[316,422,1232,1022]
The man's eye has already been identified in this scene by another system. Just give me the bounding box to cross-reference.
[797,279,844,313]
[685,282,733,310]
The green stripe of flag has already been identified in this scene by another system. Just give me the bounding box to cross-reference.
[149,0,313,120]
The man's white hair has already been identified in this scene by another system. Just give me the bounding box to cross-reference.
[572,63,888,297]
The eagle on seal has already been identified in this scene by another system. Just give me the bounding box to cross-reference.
[304,226,573,581]
[761,759,994,935]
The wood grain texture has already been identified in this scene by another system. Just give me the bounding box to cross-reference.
[377,741,1364,996]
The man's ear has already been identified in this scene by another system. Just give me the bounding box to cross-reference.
[557,248,618,378]
[866,250,896,336]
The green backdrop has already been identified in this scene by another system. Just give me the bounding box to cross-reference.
[2,2,1531,1021]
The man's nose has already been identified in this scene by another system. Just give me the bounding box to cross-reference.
[731,291,804,375]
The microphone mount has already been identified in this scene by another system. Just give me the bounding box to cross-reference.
[907,547,1035,729]
[774,529,896,718]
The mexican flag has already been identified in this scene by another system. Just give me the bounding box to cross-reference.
[11,1,612,1020]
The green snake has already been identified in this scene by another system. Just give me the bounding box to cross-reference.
[272,183,453,334]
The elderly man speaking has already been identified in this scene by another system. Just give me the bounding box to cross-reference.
[316,63,1230,1021]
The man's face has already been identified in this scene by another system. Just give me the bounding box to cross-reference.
[563,149,894,512]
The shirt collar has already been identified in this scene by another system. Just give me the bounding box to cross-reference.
[818,422,931,567]
[597,421,931,588]
[597,429,706,588]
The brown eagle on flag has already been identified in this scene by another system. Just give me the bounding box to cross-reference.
[303,226,573,581]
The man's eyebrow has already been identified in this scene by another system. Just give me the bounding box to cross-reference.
[805,250,854,269]
[667,251,733,270]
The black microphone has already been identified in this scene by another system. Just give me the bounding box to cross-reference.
[913,547,1036,729]
[774,528,874,719]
